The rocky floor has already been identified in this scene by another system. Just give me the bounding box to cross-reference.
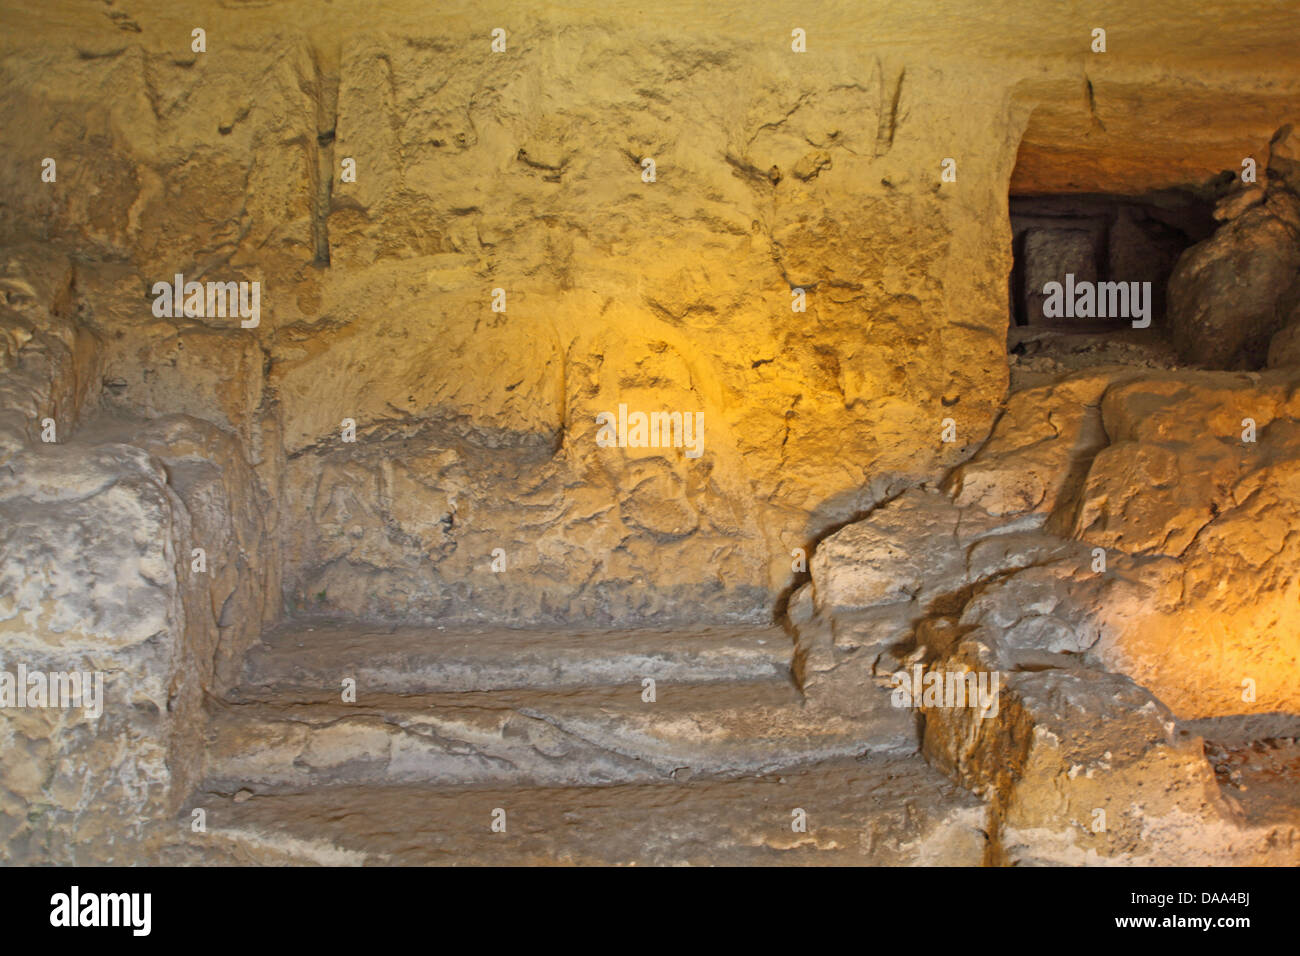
[14,343,1300,864]
[154,620,983,864]
[205,633,913,791]
[149,608,1300,866]
[1008,326,1184,390]
[1193,713,1300,824]
[169,755,988,866]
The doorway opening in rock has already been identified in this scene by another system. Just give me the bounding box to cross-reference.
[1007,191,1216,375]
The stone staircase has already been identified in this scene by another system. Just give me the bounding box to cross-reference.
[174,620,990,865]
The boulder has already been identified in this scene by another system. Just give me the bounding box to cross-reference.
[1168,124,1300,368]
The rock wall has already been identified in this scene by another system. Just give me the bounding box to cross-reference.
[1,0,1299,863]
[3,1,1297,625]
[792,361,1300,860]
[0,249,277,863]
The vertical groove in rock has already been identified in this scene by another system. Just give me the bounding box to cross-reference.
[309,40,340,267]
[875,66,905,157]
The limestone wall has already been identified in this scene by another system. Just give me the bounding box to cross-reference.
[1,0,1299,866]
[3,1,1295,624]
[0,248,277,862]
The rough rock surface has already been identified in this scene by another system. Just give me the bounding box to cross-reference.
[167,755,988,866]
[792,363,1300,862]
[1022,228,1100,325]
[0,250,277,862]
[204,623,914,792]
[0,411,276,863]
[1,0,1299,866]
[4,0,1298,625]
[1169,127,1300,367]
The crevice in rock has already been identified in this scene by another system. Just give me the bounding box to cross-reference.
[308,42,341,268]
[874,66,905,157]
[1083,74,1104,133]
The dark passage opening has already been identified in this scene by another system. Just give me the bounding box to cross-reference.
[1008,191,1216,333]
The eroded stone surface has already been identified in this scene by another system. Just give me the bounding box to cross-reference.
[169,755,988,866]
[1168,129,1300,368]
[0,260,277,862]
[241,621,793,693]
[1,0,1299,867]
[795,363,1300,861]
[204,682,914,791]
[8,2,1296,624]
